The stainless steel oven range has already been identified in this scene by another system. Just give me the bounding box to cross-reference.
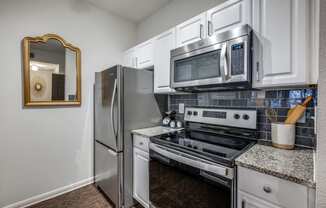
[149,107,258,208]
[171,25,252,92]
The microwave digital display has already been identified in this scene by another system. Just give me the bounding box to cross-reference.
[203,111,227,119]
[232,43,244,50]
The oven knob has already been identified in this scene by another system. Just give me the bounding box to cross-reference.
[193,146,198,150]
[243,114,250,120]
[193,111,198,116]
[234,114,240,119]
[187,111,193,116]
[187,144,192,148]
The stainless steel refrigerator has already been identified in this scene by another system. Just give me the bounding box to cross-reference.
[94,65,162,208]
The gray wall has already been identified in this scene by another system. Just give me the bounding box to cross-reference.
[136,0,226,43]
[0,0,136,207]
[317,0,326,206]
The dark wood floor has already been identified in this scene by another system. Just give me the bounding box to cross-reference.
[27,185,143,208]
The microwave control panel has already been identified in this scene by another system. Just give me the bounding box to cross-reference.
[230,42,245,76]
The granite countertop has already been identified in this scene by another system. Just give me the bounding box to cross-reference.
[131,126,183,137]
[236,144,315,188]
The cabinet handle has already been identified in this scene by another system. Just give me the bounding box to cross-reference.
[200,24,204,39]
[208,21,213,36]
[139,142,144,146]
[241,199,246,208]
[263,186,272,193]
[256,61,260,81]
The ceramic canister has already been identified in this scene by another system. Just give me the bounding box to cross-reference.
[271,123,295,150]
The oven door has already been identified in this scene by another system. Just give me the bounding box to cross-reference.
[149,143,234,208]
[171,43,224,89]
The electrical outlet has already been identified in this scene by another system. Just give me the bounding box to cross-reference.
[314,106,317,135]
[179,103,185,114]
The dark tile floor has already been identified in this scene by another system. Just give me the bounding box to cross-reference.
[27,184,143,208]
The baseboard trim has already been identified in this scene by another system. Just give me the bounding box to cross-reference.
[4,177,94,208]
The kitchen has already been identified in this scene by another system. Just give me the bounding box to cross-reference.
[0,0,324,208]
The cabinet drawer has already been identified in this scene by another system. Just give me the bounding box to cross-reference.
[238,167,308,208]
[238,190,282,208]
[133,134,149,153]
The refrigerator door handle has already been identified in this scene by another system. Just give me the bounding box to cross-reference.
[107,148,117,156]
[110,79,118,138]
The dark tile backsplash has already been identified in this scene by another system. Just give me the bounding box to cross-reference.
[168,87,317,149]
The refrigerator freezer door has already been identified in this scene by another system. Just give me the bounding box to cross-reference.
[94,67,120,151]
[95,141,122,207]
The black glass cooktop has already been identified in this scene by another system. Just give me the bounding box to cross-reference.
[150,128,256,167]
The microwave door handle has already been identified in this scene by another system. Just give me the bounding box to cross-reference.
[200,24,204,39]
[220,43,229,81]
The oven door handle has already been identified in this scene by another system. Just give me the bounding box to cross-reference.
[200,170,231,188]
[149,143,233,179]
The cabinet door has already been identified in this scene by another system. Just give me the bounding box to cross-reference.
[133,148,149,208]
[176,13,207,48]
[207,0,252,36]
[123,48,136,68]
[238,191,282,208]
[252,0,310,87]
[154,28,176,94]
[238,166,309,208]
[136,39,154,69]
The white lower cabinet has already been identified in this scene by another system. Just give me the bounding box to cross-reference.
[238,166,315,208]
[133,135,150,208]
[238,191,282,208]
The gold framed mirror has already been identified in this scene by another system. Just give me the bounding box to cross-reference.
[22,34,81,106]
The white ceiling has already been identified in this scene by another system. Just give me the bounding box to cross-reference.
[87,0,172,23]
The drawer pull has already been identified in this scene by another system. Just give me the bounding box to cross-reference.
[139,142,144,146]
[263,186,272,193]
[241,199,246,208]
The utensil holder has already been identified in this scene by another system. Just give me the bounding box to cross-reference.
[271,123,295,150]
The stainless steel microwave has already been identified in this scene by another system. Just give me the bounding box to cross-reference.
[171,25,252,91]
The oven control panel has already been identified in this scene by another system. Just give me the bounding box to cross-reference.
[184,107,257,129]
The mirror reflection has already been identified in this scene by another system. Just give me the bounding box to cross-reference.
[29,40,77,102]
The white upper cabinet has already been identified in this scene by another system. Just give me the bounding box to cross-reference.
[154,28,176,94]
[176,13,207,48]
[207,0,253,36]
[252,0,312,87]
[124,0,318,89]
[136,39,154,69]
[123,48,136,68]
